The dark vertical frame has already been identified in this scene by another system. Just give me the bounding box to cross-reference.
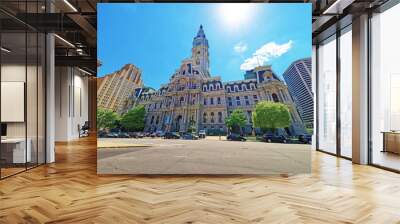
[336,28,341,157]
[24,0,28,171]
[367,10,373,165]
[315,44,319,150]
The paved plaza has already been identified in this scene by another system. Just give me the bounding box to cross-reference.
[97,138,311,175]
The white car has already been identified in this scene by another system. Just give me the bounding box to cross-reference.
[198,130,206,138]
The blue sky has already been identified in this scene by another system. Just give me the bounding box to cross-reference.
[98,3,311,88]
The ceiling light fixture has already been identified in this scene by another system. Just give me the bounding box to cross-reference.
[54,34,75,48]
[323,0,355,15]
[63,0,78,12]
[78,67,93,76]
[1,47,11,53]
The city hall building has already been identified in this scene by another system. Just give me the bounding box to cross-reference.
[129,25,306,135]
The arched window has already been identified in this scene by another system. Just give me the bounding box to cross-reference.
[209,84,214,91]
[242,84,247,91]
[227,86,231,92]
[218,112,223,123]
[272,93,279,102]
[203,112,207,123]
[234,85,239,92]
[210,112,215,123]
[203,86,207,92]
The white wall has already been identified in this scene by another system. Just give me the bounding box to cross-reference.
[54,67,89,141]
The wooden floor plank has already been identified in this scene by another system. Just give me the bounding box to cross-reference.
[0,136,400,223]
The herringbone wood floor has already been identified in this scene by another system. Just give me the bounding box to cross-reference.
[1,137,400,224]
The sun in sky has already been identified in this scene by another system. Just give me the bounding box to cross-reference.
[216,3,259,31]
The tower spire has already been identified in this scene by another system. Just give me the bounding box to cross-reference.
[197,24,205,38]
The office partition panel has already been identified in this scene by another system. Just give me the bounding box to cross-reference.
[339,27,353,158]
[370,3,400,171]
[0,1,47,179]
[317,35,337,154]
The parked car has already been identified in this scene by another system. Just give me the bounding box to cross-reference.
[164,132,180,139]
[198,129,206,138]
[182,133,199,140]
[262,134,288,143]
[136,132,144,138]
[97,130,107,138]
[118,132,130,138]
[106,132,119,138]
[227,133,246,141]
[155,130,165,137]
[298,134,312,144]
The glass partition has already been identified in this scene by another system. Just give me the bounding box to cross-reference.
[339,26,352,158]
[370,3,400,171]
[0,1,46,179]
[317,35,337,154]
[1,31,28,177]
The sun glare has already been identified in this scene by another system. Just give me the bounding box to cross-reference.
[217,4,256,29]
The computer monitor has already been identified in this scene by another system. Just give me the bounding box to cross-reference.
[1,123,7,137]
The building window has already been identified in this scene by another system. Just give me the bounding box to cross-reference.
[253,95,258,104]
[218,112,223,123]
[247,111,252,123]
[210,112,215,123]
[228,97,232,106]
[272,93,279,102]
[236,96,241,106]
[217,97,221,104]
[244,96,250,105]
[203,112,207,123]
[210,97,214,105]
[204,98,207,105]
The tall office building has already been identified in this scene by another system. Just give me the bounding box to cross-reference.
[97,64,144,113]
[283,58,313,128]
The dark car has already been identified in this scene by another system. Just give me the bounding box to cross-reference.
[227,133,246,141]
[298,134,312,144]
[106,132,119,138]
[182,133,199,140]
[97,130,107,138]
[164,132,180,139]
[118,132,130,138]
[262,134,288,143]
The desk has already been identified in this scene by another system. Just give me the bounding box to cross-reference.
[1,138,31,163]
[382,131,400,154]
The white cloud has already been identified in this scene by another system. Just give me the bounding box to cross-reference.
[240,40,293,71]
[233,42,248,54]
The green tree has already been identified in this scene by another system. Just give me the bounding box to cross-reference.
[97,108,119,131]
[120,105,146,132]
[187,119,197,133]
[252,101,291,134]
[225,109,247,134]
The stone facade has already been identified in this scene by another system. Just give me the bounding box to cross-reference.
[128,25,306,135]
